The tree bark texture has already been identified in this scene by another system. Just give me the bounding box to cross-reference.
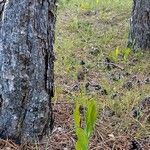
[0,0,56,143]
[128,0,150,51]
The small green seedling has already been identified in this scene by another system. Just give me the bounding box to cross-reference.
[122,48,131,61]
[109,47,131,62]
[73,100,97,150]
[109,47,120,62]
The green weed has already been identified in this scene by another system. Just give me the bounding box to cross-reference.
[73,100,97,150]
[109,47,120,62]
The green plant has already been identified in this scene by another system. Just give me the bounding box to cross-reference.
[109,47,120,62]
[109,47,131,62]
[73,100,97,150]
[122,48,131,61]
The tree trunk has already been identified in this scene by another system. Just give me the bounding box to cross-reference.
[128,0,150,51]
[0,0,56,143]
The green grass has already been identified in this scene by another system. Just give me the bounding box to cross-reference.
[54,0,150,143]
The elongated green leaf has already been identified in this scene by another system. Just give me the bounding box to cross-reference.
[76,128,88,150]
[75,141,82,150]
[73,102,80,129]
[123,48,131,61]
[115,47,119,58]
[85,101,97,138]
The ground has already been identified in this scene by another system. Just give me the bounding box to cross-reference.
[0,0,150,149]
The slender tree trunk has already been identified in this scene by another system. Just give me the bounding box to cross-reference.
[0,0,56,143]
[128,0,150,51]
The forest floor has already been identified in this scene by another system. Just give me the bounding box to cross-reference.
[0,0,150,150]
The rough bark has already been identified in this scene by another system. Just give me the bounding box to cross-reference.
[0,0,56,143]
[128,0,150,51]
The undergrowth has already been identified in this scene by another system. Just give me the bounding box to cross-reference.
[54,0,150,148]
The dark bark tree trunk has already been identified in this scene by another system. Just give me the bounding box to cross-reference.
[0,0,56,143]
[128,0,150,51]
